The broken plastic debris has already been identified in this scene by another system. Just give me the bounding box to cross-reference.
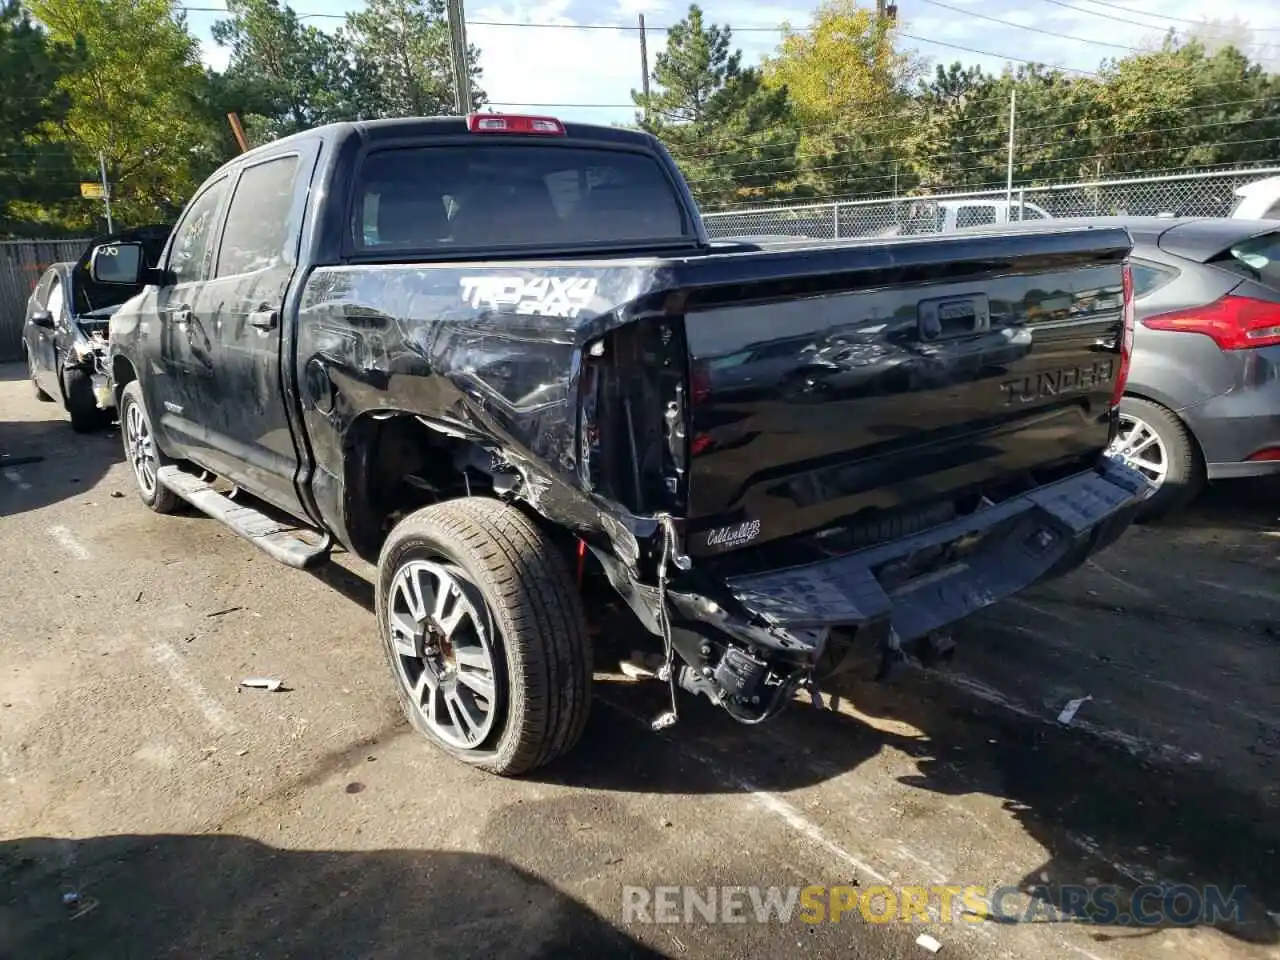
[240,677,284,692]
[650,711,677,731]
[619,650,665,680]
[1057,695,1092,725]
[915,932,942,953]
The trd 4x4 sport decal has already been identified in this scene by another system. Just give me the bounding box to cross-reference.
[460,276,599,319]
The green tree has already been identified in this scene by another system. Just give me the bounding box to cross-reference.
[1088,38,1280,178]
[0,0,78,235]
[761,0,924,201]
[633,3,797,206]
[343,0,484,118]
[212,0,359,143]
[26,0,218,229]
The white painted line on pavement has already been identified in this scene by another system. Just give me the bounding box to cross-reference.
[48,525,90,559]
[938,672,1202,764]
[149,642,236,735]
[4,468,32,491]
[600,699,890,884]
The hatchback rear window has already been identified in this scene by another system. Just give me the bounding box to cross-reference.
[352,145,688,253]
[1213,231,1280,289]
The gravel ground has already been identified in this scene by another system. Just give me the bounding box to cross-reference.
[2,361,1278,960]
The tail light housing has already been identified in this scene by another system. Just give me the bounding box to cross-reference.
[466,113,566,135]
[1111,261,1136,407]
[1141,294,1280,351]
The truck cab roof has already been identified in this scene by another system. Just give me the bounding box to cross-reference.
[231,114,662,167]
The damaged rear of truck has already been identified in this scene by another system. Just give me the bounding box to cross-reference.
[98,116,1149,776]
[294,140,1150,770]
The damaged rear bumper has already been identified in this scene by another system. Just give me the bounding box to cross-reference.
[717,454,1148,642]
[650,456,1149,717]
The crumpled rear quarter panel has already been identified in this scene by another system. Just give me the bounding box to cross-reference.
[294,261,671,557]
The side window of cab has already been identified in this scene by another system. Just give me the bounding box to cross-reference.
[166,177,230,284]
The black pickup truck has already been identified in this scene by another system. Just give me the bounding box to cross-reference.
[89,114,1149,775]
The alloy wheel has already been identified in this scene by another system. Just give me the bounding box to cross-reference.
[386,559,502,749]
[125,401,158,497]
[1109,412,1168,493]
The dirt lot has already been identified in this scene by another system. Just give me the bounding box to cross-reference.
[2,360,1279,960]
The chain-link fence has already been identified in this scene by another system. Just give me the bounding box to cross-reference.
[0,238,89,362]
[701,167,1280,241]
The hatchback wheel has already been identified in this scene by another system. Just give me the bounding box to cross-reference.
[1108,396,1203,521]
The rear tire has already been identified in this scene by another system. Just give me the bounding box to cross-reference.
[118,380,183,514]
[63,366,111,433]
[1110,396,1203,522]
[25,346,54,402]
[376,497,592,777]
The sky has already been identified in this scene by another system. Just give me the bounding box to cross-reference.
[180,0,1280,127]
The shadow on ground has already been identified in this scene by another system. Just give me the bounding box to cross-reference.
[311,553,1279,948]
[0,417,122,518]
[1160,476,1280,536]
[0,360,30,383]
[0,834,663,960]
[294,481,1274,957]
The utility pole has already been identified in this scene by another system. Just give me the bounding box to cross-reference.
[227,112,250,153]
[445,0,472,114]
[1005,87,1016,211]
[638,13,650,121]
[97,152,113,233]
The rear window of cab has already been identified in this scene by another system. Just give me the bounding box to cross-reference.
[352,145,689,253]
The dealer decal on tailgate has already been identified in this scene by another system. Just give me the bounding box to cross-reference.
[705,519,762,550]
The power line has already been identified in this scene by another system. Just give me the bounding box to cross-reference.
[691,93,1280,158]
[686,113,1280,180]
[1047,0,1280,33]
[916,0,1144,53]
[1028,0,1280,40]
[706,158,1280,209]
[896,30,1098,75]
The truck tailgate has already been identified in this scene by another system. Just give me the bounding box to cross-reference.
[676,227,1133,560]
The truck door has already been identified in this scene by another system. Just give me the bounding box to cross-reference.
[195,145,316,518]
[146,175,231,462]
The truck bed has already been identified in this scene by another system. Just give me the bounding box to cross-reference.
[300,225,1134,576]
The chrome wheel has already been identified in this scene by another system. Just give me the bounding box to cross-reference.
[1109,413,1167,492]
[125,401,157,497]
[387,559,501,749]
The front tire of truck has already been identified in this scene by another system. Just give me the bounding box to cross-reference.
[376,498,592,777]
[119,381,183,515]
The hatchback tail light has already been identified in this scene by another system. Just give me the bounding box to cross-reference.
[1111,262,1137,407]
[1141,294,1280,351]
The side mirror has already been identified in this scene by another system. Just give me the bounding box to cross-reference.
[90,241,144,285]
[29,309,54,329]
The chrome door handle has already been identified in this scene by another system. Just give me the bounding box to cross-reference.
[248,309,278,330]
[165,304,192,324]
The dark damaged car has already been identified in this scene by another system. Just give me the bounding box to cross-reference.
[88,115,1150,775]
[22,225,172,431]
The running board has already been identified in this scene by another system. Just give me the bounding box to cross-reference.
[156,465,331,569]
